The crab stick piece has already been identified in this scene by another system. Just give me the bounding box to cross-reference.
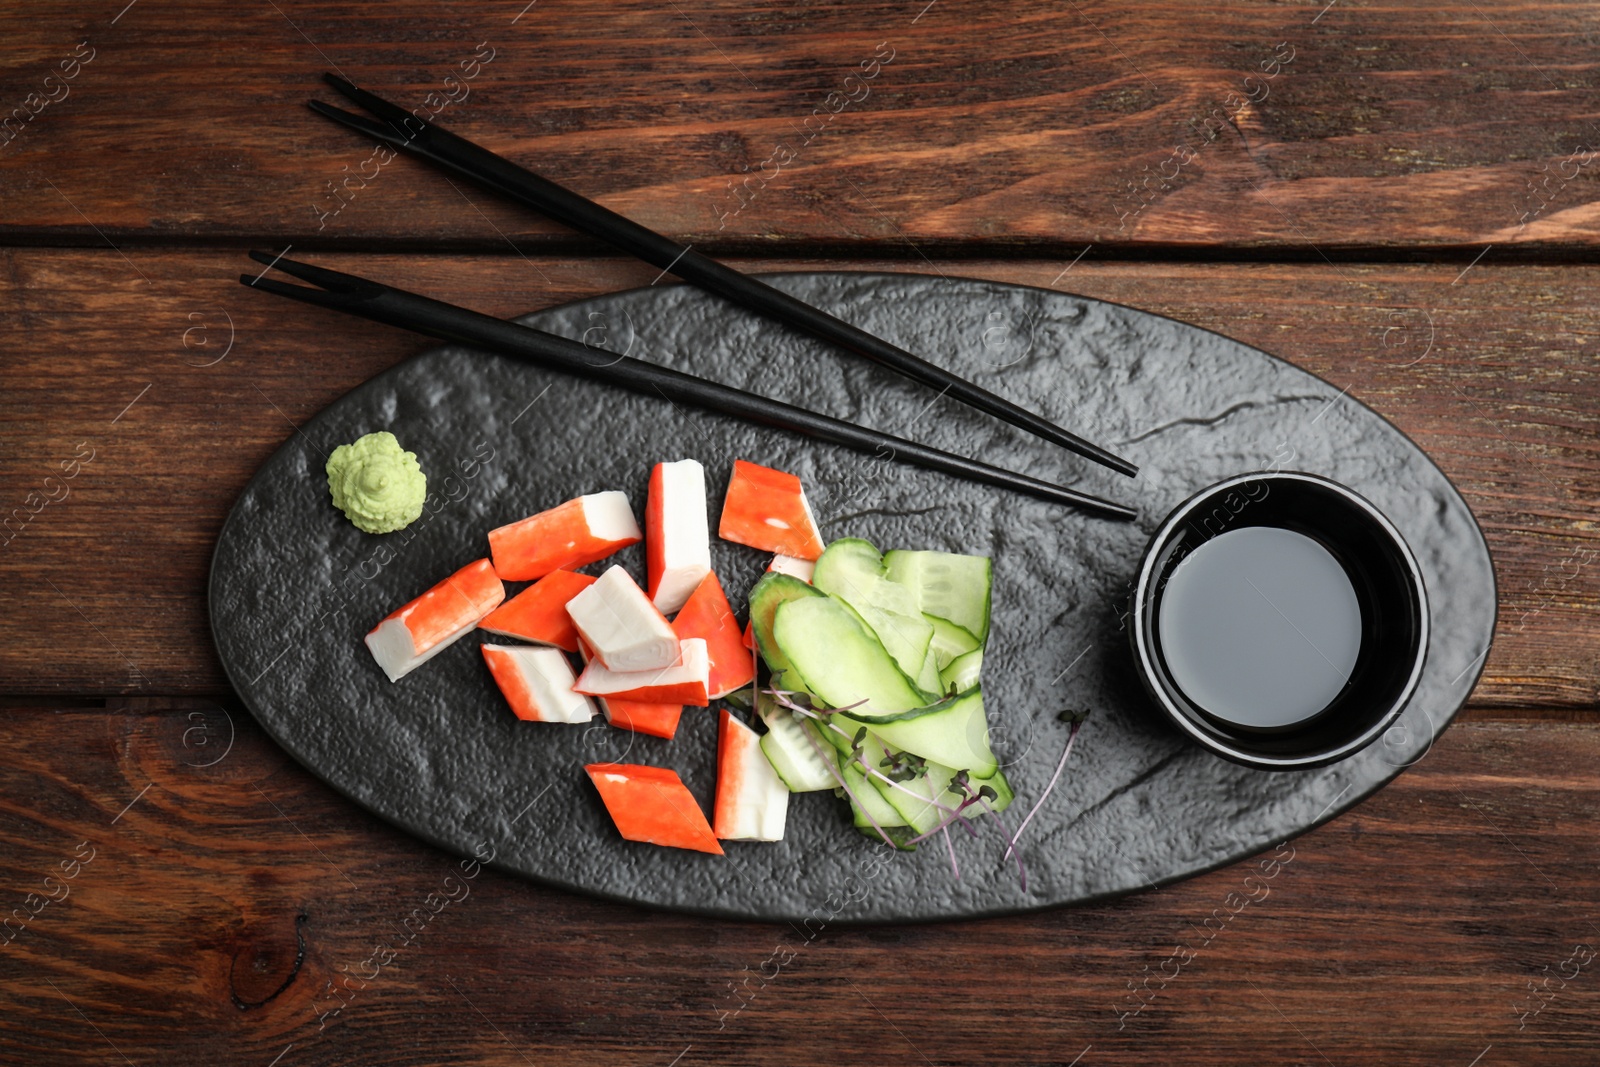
[488,491,641,581]
[577,638,683,740]
[713,710,789,841]
[646,459,712,614]
[599,696,684,740]
[768,553,816,583]
[671,572,754,699]
[565,565,679,671]
[481,644,596,723]
[573,638,711,705]
[585,764,722,854]
[717,460,825,560]
[478,569,596,651]
[365,558,504,682]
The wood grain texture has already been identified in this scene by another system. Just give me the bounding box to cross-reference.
[1,249,1593,707]
[3,0,1600,252]
[1,703,1598,1065]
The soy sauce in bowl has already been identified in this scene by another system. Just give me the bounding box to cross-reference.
[1130,472,1428,770]
[1157,526,1363,730]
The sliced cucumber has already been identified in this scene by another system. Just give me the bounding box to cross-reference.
[813,539,935,694]
[772,595,927,713]
[856,823,920,850]
[883,550,993,643]
[875,760,1015,835]
[747,572,825,691]
[939,648,983,695]
[837,687,998,778]
[811,538,887,593]
[973,767,1014,812]
[756,693,836,792]
[911,644,943,698]
[837,743,909,830]
[925,613,981,670]
[874,760,958,835]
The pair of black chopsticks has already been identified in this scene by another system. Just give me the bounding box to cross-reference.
[240,74,1137,520]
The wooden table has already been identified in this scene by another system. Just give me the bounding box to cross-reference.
[3,1,1597,1063]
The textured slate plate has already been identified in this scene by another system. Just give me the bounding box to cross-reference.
[210,272,1495,924]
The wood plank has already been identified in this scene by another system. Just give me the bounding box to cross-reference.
[1,249,1593,706]
[2,705,1599,1063]
[3,0,1600,251]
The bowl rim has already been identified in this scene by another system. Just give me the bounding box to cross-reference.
[1130,470,1431,770]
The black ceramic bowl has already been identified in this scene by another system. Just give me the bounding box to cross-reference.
[1130,471,1429,770]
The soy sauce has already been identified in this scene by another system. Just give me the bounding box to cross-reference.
[1157,526,1363,729]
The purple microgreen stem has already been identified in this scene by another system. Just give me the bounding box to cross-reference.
[973,791,1027,893]
[1004,713,1086,862]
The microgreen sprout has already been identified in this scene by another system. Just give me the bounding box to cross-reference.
[761,682,1057,889]
[1004,709,1091,863]
[878,749,927,783]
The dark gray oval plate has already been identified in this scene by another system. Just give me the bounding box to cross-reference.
[210,272,1495,924]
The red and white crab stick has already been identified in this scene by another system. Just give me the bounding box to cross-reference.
[477,568,596,651]
[481,644,596,723]
[717,460,825,560]
[488,490,641,581]
[671,572,754,699]
[365,558,504,682]
[573,638,711,705]
[646,459,712,614]
[565,565,679,671]
[767,553,815,583]
[713,710,789,842]
[576,637,684,740]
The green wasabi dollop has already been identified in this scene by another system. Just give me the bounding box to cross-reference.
[326,431,426,534]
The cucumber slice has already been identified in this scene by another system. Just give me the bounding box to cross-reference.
[772,595,927,713]
[876,760,1015,835]
[812,538,887,593]
[748,572,825,691]
[883,550,993,643]
[912,644,943,698]
[925,613,981,670]
[939,648,983,695]
[837,688,998,778]
[837,743,909,830]
[856,823,920,850]
[974,767,1014,811]
[756,693,836,792]
[874,760,957,835]
[814,539,935,694]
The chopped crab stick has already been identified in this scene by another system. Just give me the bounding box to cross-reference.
[585,764,723,854]
[481,644,596,723]
[671,572,755,699]
[598,695,684,740]
[717,460,825,560]
[768,553,816,583]
[488,491,641,581]
[365,558,504,682]
[573,638,711,705]
[713,710,789,841]
[477,569,596,651]
[577,638,683,740]
[646,459,712,614]
[565,565,680,671]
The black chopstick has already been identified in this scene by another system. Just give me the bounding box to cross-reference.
[239,253,1136,522]
[307,74,1139,480]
